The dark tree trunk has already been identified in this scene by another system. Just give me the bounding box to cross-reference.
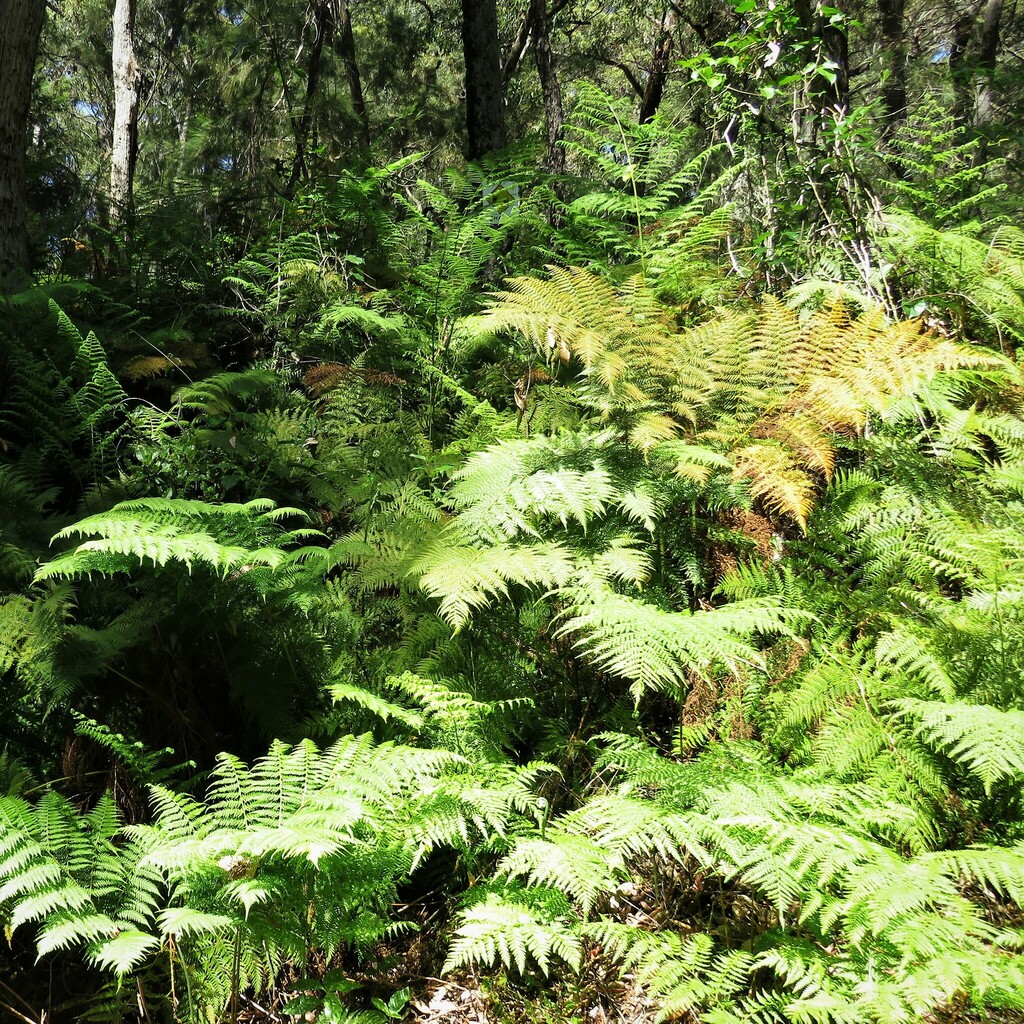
[110,0,141,222]
[819,16,849,116]
[529,0,565,174]
[878,0,907,125]
[0,0,45,280]
[638,7,677,124]
[462,0,507,160]
[949,0,1004,132]
[290,0,370,189]
[950,7,977,125]
[335,0,370,150]
[503,4,535,83]
[502,0,570,83]
[974,0,1003,125]
[290,0,331,189]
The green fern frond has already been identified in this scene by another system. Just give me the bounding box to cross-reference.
[891,699,1024,792]
[555,581,809,698]
[443,886,581,976]
[35,498,312,580]
[410,539,575,630]
[499,833,623,916]
[329,681,425,731]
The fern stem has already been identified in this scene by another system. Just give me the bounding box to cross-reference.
[229,927,242,1024]
[0,979,42,1024]
[0,998,39,1024]
[137,978,155,1024]
[20,769,112,796]
[605,98,646,278]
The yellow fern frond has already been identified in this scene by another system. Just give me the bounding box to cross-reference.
[733,443,815,531]
[758,414,836,479]
[467,267,1010,529]
[475,267,683,412]
[629,413,682,453]
[120,355,193,381]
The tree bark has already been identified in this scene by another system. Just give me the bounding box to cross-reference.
[335,0,370,151]
[502,0,570,83]
[792,0,849,119]
[290,0,331,189]
[949,0,1004,130]
[638,7,677,124]
[110,0,141,222]
[877,0,907,126]
[949,5,977,125]
[462,0,507,160]
[973,0,1003,124]
[529,0,564,174]
[502,4,535,83]
[0,0,45,279]
[819,12,849,116]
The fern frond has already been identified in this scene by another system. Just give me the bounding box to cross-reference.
[555,581,809,698]
[890,699,1024,792]
[443,886,581,976]
[410,539,574,630]
[35,498,312,580]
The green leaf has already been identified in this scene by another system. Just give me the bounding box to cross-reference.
[87,929,161,975]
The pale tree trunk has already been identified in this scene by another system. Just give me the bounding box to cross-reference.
[0,0,45,280]
[110,0,141,223]
[462,0,507,160]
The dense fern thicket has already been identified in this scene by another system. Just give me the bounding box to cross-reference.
[4,61,1024,1024]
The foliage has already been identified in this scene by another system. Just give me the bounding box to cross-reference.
[0,734,541,1020]
[6,10,1024,1020]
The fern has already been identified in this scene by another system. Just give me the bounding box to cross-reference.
[880,210,1024,350]
[555,581,809,699]
[468,268,1001,529]
[891,699,1024,793]
[0,733,537,1019]
[440,725,1024,1020]
[444,885,581,976]
[35,497,315,581]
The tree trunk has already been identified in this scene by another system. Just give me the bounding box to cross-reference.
[110,0,141,223]
[335,0,370,151]
[792,0,849,120]
[949,0,1004,132]
[290,0,331,189]
[462,0,507,160]
[502,0,570,83]
[529,0,565,174]
[0,0,45,279]
[973,0,1003,125]
[877,0,907,126]
[502,3,534,83]
[819,12,849,116]
[949,5,977,125]
[638,7,677,124]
